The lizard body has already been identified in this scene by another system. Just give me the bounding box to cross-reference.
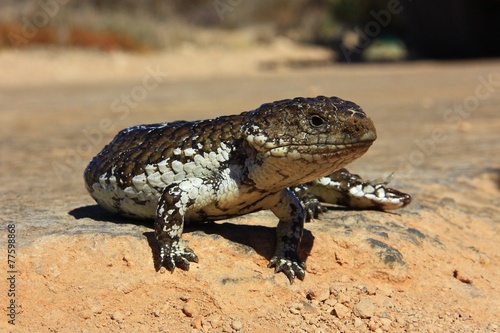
[84,96,410,283]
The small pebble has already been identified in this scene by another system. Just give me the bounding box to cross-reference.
[353,297,375,319]
[79,310,92,320]
[91,304,103,315]
[459,312,471,320]
[315,286,331,302]
[325,298,337,307]
[183,302,198,318]
[333,303,350,319]
[110,311,125,322]
[395,315,406,325]
[231,319,243,331]
[368,319,379,331]
[337,292,351,305]
[192,315,203,329]
[377,286,394,297]
[380,318,392,331]
[357,284,367,293]
[354,317,364,327]
[366,286,377,296]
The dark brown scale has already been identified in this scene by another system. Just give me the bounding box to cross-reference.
[160,147,175,162]
[84,113,247,190]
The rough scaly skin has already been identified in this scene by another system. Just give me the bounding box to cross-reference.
[295,168,411,221]
[84,96,410,283]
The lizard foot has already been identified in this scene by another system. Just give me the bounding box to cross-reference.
[303,197,327,222]
[156,243,199,272]
[292,185,327,221]
[268,256,306,283]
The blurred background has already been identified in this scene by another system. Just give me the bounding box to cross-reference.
[1,5,499,331]
[1,0,499,61]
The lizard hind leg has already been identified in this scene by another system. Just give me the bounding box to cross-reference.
[307,168,411,211]
[154,183,199,272]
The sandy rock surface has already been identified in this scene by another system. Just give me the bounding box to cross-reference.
[0,48,499,333]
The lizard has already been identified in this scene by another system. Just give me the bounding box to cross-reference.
[84,96,411,283]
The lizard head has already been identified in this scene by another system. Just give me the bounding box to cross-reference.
[242,96,377,185]
[243,95,377,156]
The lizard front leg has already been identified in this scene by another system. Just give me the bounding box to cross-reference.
[268,189,306,283]
[155,182,199,272]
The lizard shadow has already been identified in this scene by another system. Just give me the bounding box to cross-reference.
[190,221,315,262]
[69,205,315,263]
[69,204,152,228]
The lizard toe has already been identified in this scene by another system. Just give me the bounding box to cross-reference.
[268,256,306,284]
[158,244,199,272]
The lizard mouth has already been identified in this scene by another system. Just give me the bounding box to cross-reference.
[266,141,373,159]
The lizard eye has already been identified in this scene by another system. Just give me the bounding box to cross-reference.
[309,115,325,128]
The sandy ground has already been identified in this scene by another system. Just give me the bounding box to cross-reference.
[0,45,499,333]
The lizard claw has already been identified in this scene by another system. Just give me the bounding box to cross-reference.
[156,243,199,272]
[292,185,327,222]
[303,197,327,221]
[268,256,306,284]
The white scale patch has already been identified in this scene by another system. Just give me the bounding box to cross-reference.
[165,223,182,238]
[91,142,236,219]
[363,185,375,194]
[375,187,386,198]
[347,183,394,203]
[216,167,242,206]
[349,184,364,197]
[317,177,334,187]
